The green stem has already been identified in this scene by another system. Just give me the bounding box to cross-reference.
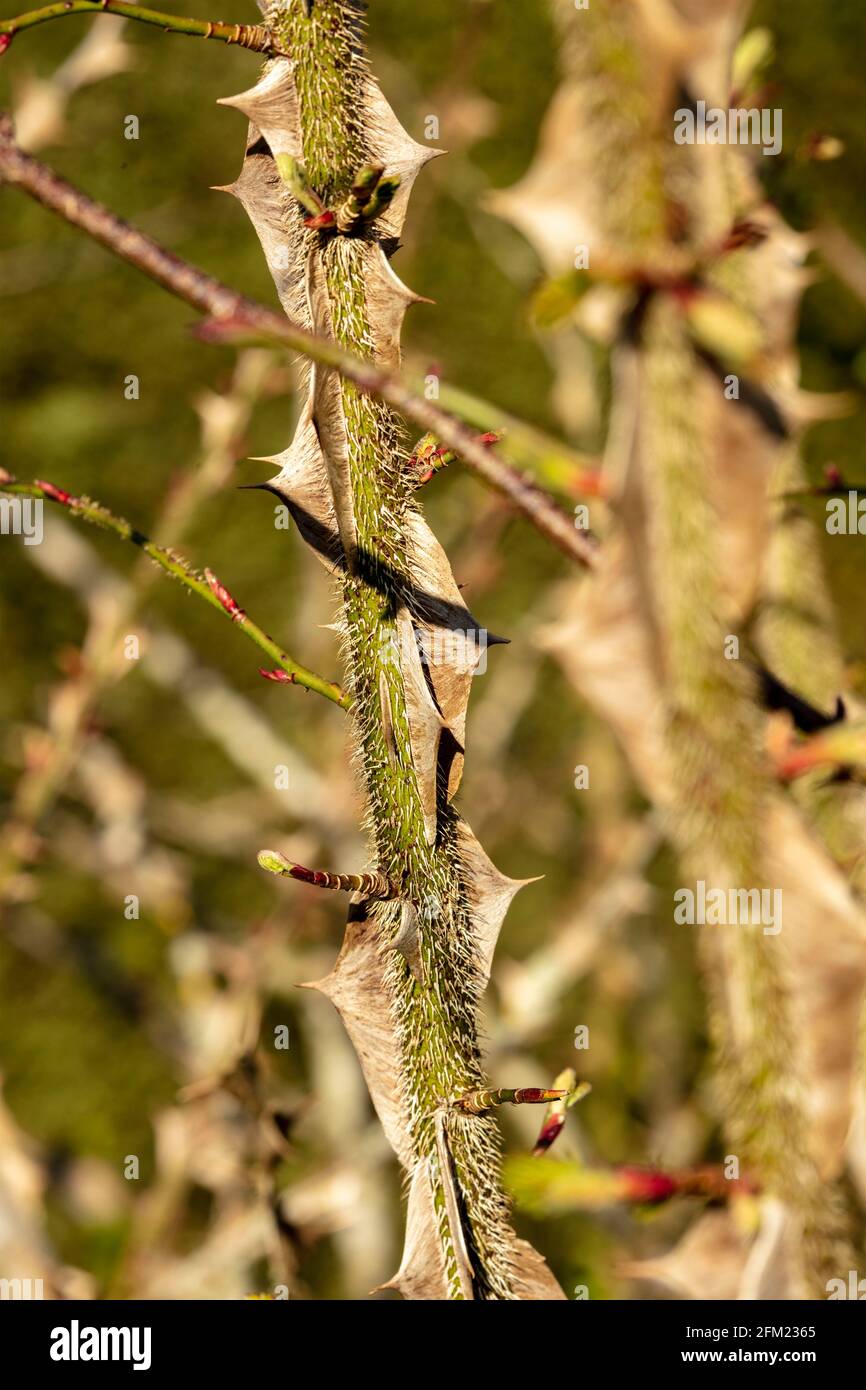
[506,1156,756,1215]
[0,476,349,708]
[0,1,287,54]
[431,379,606,498]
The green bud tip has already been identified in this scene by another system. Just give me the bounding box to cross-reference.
[351,164,384,197]
[257,849,292,876]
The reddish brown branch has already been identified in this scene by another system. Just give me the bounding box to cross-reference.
[0,115,596,570]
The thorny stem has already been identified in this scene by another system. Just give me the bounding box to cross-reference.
[0,476,350,708]
[0,1,288,55]
[0,116,597,569]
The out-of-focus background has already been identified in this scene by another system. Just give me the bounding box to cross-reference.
[1,0,865,1299]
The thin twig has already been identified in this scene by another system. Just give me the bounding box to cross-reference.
[257,850,400,899]
[0,475,350,709]
[0,117,597,569]
[767,715,866,783]
[506,1156,757,1214]
[428,384,607,499]
[453,1087,568,1115]
[0,1,287,55]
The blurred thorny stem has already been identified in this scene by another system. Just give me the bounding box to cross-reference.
[0,475,350,709]
[550,0,855,1292]
[0,1,288,55]
[0,114,597,568]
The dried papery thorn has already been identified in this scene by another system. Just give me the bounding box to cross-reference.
[257,849,399,900]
